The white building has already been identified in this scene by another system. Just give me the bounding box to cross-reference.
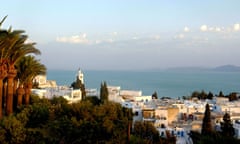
[120,90,152,102]
[86,88,98,96]
[120,90,142,97]
[33,75,57,88]
[77,68,84,84]
[108,86,122,103]
[32,87,82,104]
[155,107,168,128]
[234,120,240,138]
[32,69,84,103]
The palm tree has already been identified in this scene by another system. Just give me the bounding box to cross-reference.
[16,56,46,106]
[0,16,41,115]
[0,16,22,117]
[6,33,41,115]
[0,31,8,118]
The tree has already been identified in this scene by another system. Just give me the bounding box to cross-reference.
[0,115,26,143]
[100,81,108,103]
[152,91,158,99]
[207,92,214,100]
[221,113,235,137]
[133,121,160,143]
[191,91,200,99]
[84,96,100,105]
[201,103,212,135]
[26,102,50,128]
[0,16,41,115]
[228,92,238,101]
[191,90,208,100]
[219,91,224,97]
[0,16,19,118]
[122,107,133,142]
[6,33,40,114]
[16,56,46,105]
[71,76,86,100]
[200,90,208,99]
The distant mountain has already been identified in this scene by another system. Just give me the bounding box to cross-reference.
[213,65,240,72]
[165,65,240,72]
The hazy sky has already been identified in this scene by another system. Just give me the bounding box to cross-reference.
[1,0,240,70]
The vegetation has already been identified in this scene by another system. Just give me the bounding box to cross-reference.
[228,92,238,101]
[0,16,178,144]
[71,76,86,100]
[16,55,46,105]
[0,95,177,143]
[100,81,108,103]
[201,103,212,135]
[221,112,235,137]
[0,16,46,118]
[152,91,158,99]
[4,15,240,144]
[132,121,160,143]
[182,90,239,101]
[190,130,240,144]
[190,103,240,144]
[189,90,214,100]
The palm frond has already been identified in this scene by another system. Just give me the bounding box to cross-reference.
[16,55,46,85]
[0,15,7,28]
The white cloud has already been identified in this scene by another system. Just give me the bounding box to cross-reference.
[233,23,240,31]
[95,40,102,44]
[198,23,240,33]
[184,26,190,32]
[112,32,118,36]
[174,34,184,39]
[154,35,160,40]
[215,27,221,32]
[132,36,138,40]
[208,27,221,32]
[208,27,214,31]
[106,38,114,43]
[82,33,87,38]
[56,33,89,44]
[179,34,184,39]
[200,25,208,32]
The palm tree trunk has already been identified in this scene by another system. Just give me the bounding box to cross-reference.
[24,82,32,105]
[13,78,18,95]
[6,68,17,115]
[0,64,8,119]
[0,79,3,119]
[127,121,131,143]
[3,81,7,110]
[17,84,25,106]
[13,78,18,110]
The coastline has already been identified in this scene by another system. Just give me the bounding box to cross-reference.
[46,70,240,98]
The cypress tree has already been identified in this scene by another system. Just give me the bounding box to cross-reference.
[201,103,212,135]
[219,91,224,97]
[100,81,108,103]
[152,91,158,99]
[221,112,235,137]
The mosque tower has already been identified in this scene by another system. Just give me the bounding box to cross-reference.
[77,68,84,84]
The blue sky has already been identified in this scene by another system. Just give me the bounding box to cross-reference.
[1,0,240,70]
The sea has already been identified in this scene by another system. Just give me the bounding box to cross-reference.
[47,69,240,98]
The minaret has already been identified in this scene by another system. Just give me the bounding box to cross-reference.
[77,68,84,84]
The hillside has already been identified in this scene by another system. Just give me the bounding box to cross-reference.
[213,65,240,72]
[165,65,240,72]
